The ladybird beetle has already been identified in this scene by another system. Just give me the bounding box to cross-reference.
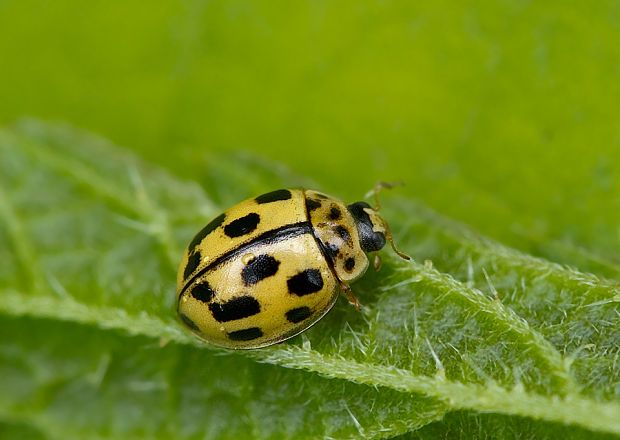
[176,186,409,349]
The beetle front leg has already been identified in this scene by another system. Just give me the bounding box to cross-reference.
[340,282,361,311]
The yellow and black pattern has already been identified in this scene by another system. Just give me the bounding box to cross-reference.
[177,232,338,349]
[177,189,307,290]
[303,190,369,283]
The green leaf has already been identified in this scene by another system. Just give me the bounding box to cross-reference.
[0,316,442,439]
[0,121,619,439]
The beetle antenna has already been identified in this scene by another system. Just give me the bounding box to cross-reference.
[384,224,411,260]
[365,181,411,260]
[365,181,404,211]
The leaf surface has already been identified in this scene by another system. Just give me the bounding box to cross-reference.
[0,121,619,439]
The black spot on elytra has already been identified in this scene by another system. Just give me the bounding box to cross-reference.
[344,257,356,272]
[190,281,215,303]
[334,225,351,243]
[285,306,312,323]
[241,254,280,286]
[227,327,263,341]
[184,251,202,279]
[287,269,324,296]
[179,313,200,332]
[188,213,226,251]
[328,206,342,220]
[305,198,322,212]
[224,213,260,238]
[209,295,261,322]
[255,189,292,204]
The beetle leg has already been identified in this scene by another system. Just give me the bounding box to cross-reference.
[340,282,361,311]
[373,254,382,271]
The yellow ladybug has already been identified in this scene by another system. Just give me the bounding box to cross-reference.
[176,186,409,349]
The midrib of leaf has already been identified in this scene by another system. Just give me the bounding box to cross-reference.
[255,348,620,435]
[2,273,619,434]
[0,314,448,440]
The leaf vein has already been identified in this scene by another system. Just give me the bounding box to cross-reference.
[1,289,618,434]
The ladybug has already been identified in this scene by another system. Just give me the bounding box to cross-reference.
[176,186,409,349]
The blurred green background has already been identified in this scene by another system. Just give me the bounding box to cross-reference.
[1,0,619,268]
